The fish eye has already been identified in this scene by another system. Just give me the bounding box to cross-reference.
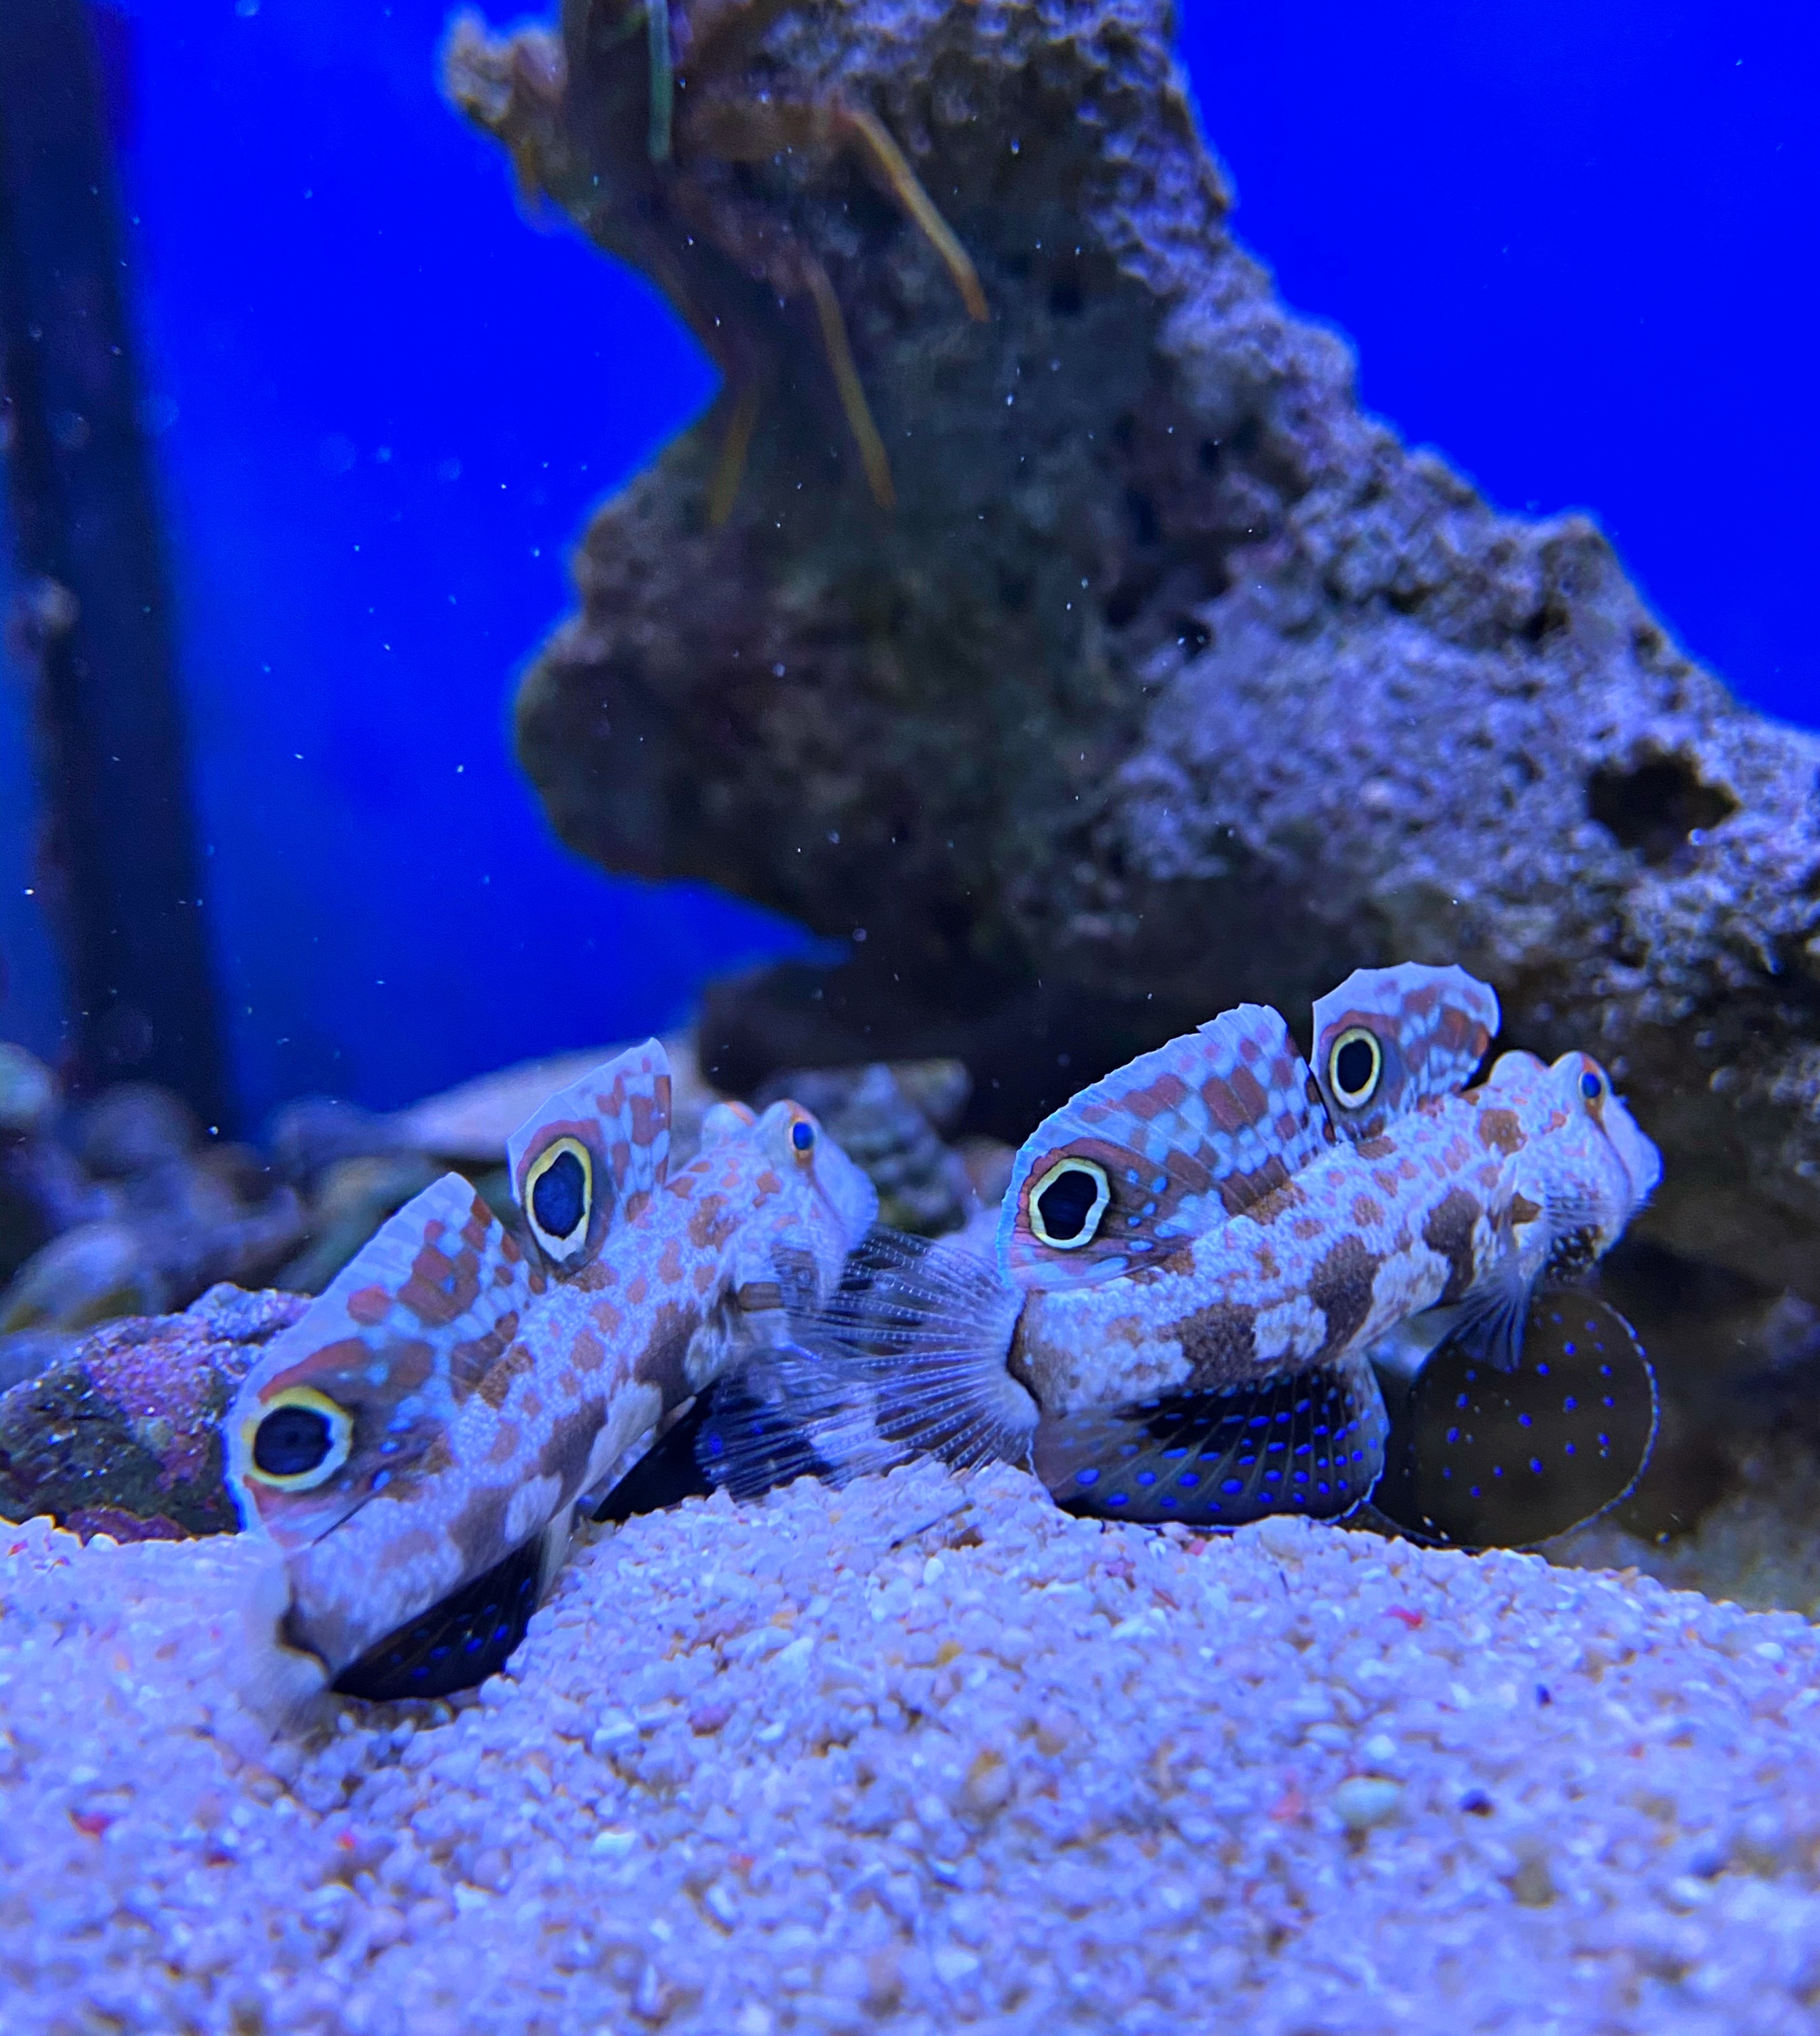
[246,1388,353,1491]
[524,1136,592,1260]
[1028,1156,1111,1250]
[1579,1068,1606,1104]
[790,1117,816,1157]
[1328,1027,1383,1108]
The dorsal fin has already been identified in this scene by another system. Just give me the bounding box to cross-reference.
[224,1173,541,1553]
[506,1039,671,1274]
[998,1004,1333,1292]
[1310,963,1499,1143]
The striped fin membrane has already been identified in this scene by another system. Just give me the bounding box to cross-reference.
[661,1231,1035,1503]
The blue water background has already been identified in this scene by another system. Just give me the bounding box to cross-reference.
[2,0,1815,1123]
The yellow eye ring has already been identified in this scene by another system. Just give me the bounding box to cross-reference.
[243,1386,353,1492]
[788,1114,817,1164]
[523,1135,593,1261]
[1328,1026,1384,1108]
[1028,1156,1111,1250]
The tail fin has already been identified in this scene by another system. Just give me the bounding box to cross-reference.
[686,1228,1037,1500]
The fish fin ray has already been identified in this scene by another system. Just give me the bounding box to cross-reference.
[1033,1352,1388,1526]
[1312,963,1499,1142]
[1446,1259,1535,1374]
[698,1229,1034,1495]
[998,1005,1329,1292]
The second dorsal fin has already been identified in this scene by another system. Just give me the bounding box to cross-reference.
[1310,963,1499,1142]
[998,1004,1333,1292]
[506,1039,671,1274]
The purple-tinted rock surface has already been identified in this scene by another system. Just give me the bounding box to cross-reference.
[445,0,1819,1347]
[0,1284,309,1539]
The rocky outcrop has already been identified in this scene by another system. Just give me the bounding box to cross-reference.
[0,1284,307,1539]
[447,0,1820,1339]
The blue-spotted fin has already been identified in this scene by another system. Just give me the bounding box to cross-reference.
[684,962,1661,1543]
[1368,1292,1658,1549]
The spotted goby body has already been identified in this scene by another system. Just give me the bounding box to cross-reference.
[223,1040,875,1698]
[691,964,1661,1540]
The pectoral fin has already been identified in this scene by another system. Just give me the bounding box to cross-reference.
[664,1229,1035,1500]
[1370,1293,1657,1549]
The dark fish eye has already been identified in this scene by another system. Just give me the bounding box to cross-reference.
[245,1386,353,1490]
[254,1403,333,1477]
[790,1119,815,1153]
[527,1140,591,1254]
[1029,1157,1110,1249]
[1580,1070,1603,1102]
[1329,1027,1383,1108]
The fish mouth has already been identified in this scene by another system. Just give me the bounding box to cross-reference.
[1614,1125,1665,1212]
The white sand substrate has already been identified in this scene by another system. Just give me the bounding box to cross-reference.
[4,1461,1820,2036]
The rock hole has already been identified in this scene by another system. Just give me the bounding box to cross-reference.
[1124,487,1159,547]
[1522,593,1571,644]
[1587,755,1738,865]
[1047,268,1084,317]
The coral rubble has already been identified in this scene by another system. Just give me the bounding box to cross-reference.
[0,1284,307,1539]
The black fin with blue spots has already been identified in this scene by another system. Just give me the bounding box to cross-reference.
[1371,1292,1656,1549]
[1032,1351,1388,1526]
[330,1528,548,1702]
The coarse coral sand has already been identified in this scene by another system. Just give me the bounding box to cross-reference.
[3,1461,1819,2033]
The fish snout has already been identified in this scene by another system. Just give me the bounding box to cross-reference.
[1605,1096,1664,1213]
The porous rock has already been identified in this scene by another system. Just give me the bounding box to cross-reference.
[0,1283,308,1539]
[449,0,1820,1319]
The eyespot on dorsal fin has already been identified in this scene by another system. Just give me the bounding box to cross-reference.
[1310,963,1499,1142]
[224,1172,539,1553]
[506,1038,671,1274]
[998,1004,1329,1292]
